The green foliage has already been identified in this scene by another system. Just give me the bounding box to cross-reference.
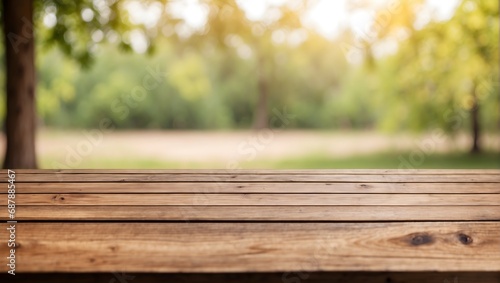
[168,53,211,101]
[1,0,497,136]
[37,0,126,66]
[372,0,499,134]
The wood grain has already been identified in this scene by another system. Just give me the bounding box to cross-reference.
[3,205,499,221]
[0,222,498,272]
[1,169,498,274]
[15,193,500,206]
[3,173,500,183]
[8,182,500,194]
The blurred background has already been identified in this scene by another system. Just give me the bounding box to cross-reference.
[1,0,499,169]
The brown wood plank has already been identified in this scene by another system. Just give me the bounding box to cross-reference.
[6,169,500,174]
[8,182,500,194]
[0,272,498,283]
[3,173,500,183]
[1,222,498,272]
[3,205,499,221]
[15,193,500,206]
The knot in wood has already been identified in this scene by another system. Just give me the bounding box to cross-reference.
[458,233,473,245]
[410,233,433,246]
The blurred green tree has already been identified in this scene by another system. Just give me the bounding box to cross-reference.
[188,0,304,129]
[1,0,309,167]
[2,0,157,168]
[353,0,499,153]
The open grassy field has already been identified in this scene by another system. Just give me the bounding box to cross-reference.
[260,151,500,169]
[4,129,498,169]
[36,151,500,169]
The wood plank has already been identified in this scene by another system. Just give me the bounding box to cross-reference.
[15,193,500,206]
[3,173,500,183]
[3,205,499,221]
[0,272,498,283]
[1,222,498,272]
[7,169,500,174]
[8,182,500,194]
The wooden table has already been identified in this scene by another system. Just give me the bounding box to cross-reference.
[1,169,499,282]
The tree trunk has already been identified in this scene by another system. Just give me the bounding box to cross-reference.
[253,74,269,129]
[470,86,481,154]
[2,0,37,168]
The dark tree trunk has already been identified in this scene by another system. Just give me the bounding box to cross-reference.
[2,0,37,168]
[470,87,481,154]
[253,74,269,129]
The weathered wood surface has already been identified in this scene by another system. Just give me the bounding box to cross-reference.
[0,169,499,276]
[11,193,500,206]
[2,169,498,221]
[3,172,500,182]
[4,205,499,221]
[7,182,500,194]
[0,222,499,272]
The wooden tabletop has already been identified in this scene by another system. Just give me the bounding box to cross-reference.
[1,169,499,274]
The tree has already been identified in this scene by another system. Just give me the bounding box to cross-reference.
[1,0,162,168]
[393,0,499,153]
[189,0,304,129]
[451,0,499,153]
[351,0,499,153]
[2,0,306,168]
[2,0,37,168]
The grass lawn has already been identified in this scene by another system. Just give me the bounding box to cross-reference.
[33,129,500,169]
[254,151,500,169]
[41,151,500,169]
